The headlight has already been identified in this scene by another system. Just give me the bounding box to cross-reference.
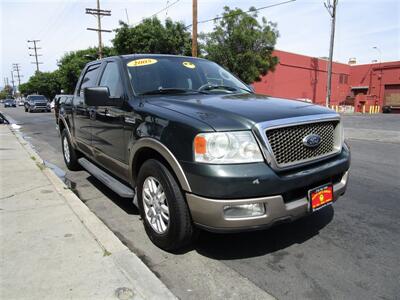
[194,131,264,164]
[334,120,345,151]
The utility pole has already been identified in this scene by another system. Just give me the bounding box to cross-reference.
[192,0,198,57]
[373,46,382,107]
[10,71,15,95]
[12,63,23,90]
[324,0,338,108]
[86,0,111,59]
[28,39,43,73]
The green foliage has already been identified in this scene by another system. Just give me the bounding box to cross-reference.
[19,71,62,99]
[200,6,279,84]
[57,47,115,94]
[20,46,114,96]
[0,85,13,99]
[113,18,192,55]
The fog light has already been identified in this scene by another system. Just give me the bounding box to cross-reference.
[223,203,265,218]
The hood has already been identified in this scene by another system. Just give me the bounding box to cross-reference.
[146,93,336,131]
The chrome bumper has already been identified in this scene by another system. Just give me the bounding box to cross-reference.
[186,171,349,232]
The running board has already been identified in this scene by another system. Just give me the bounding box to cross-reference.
[78,158,135,199]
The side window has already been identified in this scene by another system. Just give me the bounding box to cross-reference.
[79,64,101,97]
[99,62,122,98]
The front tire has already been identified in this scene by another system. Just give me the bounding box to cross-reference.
[137,159,196,251]
[61,129,81,170]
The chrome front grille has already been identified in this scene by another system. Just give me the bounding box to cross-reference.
[265,120,339,168]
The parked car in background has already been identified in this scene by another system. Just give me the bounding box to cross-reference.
[57,54,350,251]
[24,95,50,113]
[3,99,16,107]
[18,99,25,106]
[53,95,73,124]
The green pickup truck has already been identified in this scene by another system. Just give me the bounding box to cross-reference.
[57,54,350,251]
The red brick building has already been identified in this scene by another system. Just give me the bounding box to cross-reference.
[253,50,400,112]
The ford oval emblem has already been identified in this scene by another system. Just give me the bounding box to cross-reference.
[303,134,321,148]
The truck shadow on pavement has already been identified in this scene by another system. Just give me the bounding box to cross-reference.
[194,206,334,259]
[75,174,334,259]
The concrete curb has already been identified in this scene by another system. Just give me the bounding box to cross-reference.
[9,125,177,300]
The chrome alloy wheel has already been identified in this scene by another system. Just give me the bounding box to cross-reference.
[63,136,70,163]
[142,176,170,234]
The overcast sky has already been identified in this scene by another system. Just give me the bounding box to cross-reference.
[1,0,399,85]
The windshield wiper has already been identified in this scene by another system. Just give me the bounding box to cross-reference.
[140,88,207,95]
[200,85,252,93]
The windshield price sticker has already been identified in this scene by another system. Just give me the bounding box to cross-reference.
[182,61,196,69]
[127,58,158,67]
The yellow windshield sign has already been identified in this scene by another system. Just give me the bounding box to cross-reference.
[127,58,158,67]
[182,61,196,69]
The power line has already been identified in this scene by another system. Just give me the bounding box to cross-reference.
[28,40,43,73]
[85,0,112,59]
[132,0,181,26]
[125,8,130,24]
[185,0,296,29]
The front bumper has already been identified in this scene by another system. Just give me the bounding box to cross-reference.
[30,106,48,111]
[186,170,349,232]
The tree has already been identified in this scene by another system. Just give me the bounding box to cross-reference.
[200,6,279,84]
[113,18,192,56]
[57,47,115,94]
[0,85,13,99]
[19,71,62,99]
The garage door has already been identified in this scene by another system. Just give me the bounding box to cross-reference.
[384,84,400,106]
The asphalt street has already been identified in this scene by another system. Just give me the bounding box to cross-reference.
[2,107,400,300]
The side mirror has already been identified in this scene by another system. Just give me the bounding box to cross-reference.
[84,87,123,107]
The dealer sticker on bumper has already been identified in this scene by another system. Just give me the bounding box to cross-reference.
[309,184,333,212]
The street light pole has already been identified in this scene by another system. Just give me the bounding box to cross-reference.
[373,46,382,108]
[324,0,338,108]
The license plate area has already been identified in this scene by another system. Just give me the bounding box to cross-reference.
[308,183,333,212]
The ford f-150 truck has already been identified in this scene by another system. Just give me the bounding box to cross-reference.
[57,54,350,251]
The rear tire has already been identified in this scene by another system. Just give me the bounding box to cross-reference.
[61,129,81,171]
[25,107,28,112]
[137,159,196,251]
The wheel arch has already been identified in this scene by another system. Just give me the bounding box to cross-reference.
[58,115,74,144]
[130,138,192,192]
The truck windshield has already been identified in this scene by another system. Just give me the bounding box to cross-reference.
[29,96,46,101]
[125,57,251,96]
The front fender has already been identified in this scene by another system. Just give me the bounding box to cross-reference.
[58,114,75,145]
[129,138,192,192]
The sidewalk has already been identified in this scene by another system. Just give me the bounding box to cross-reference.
[0,125,176,300]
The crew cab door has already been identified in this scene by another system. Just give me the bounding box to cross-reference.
[72,63,101,153]
[91,60,127,164]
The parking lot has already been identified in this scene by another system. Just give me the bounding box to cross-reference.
[2,107,400,299]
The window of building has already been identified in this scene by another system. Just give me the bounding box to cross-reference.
[339,74,348,85]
